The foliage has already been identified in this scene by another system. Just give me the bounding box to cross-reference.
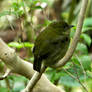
[8,42,34,49]
[0,0,92,92]
[0,75,28,92]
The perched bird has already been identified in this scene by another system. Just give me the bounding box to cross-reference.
[33,20,73,72]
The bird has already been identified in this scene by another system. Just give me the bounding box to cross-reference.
[33,20,73,72]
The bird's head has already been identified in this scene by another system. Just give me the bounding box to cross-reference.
[49,20,74,35]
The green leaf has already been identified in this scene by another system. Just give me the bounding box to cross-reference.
[0,11,11,17]
[8,75,28,92]
[78,55,91,71]
[11,86,24,92]
[0,87,9,92]
[0,62,4,71]
[43,20,52,26]
[76,43,88,54]
[46,69,67,83]
[71,56,80,65]
[83,18,92,27]
[31,6,43,10]
[32,0,39,5]
[12,2,19,11]
[8,42,34,49]
[46,69,56,83]
[82,27,92,32]
[8,75,28,82]
[59,75,80,87]
[29,0,39,5]
[80,33,91,46]
[29,0,32,2]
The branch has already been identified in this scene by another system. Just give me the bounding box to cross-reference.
[22,65,46,92]
[52,0,88,68]
[0,38,62,92]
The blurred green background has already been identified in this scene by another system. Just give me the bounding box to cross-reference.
[0,0,92,92]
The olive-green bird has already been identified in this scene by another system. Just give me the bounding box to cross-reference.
[33,20,73,72]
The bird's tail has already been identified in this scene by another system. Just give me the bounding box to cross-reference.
[33,57,42,72]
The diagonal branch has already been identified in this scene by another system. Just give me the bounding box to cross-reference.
[22,65,46,92]
[0,38,62,92]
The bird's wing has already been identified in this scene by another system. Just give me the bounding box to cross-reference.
[34,35,68,59]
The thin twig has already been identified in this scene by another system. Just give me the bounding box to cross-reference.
[21,65,46,92]
[73,63,88,92]
[22,0,35,41]
[75,54,88,87]
[63,68,88,92]
[6,15,15,31]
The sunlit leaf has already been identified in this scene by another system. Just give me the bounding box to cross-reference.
[8,42,34,49]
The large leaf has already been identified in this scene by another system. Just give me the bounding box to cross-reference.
[78,55,91,71]
[82,27,92,32]
[80,33,91,46]
[8,42,34,49]
[72,55,91,71]
[0,87,8,92]
[83,18,92,27]
[59,75,80,87]
[76,43,88,54]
